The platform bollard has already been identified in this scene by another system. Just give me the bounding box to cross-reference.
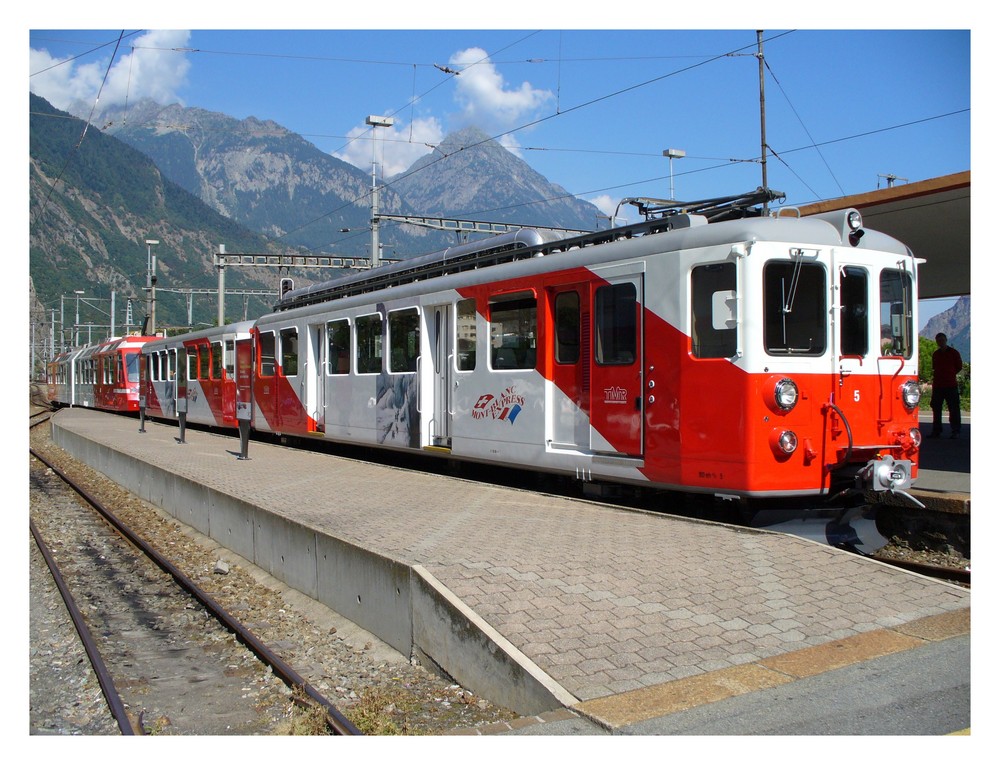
[139,406,146,433]
[178,411,186,444]
[238,419,250,460]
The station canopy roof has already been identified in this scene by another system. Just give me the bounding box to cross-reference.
[795,171,970,300]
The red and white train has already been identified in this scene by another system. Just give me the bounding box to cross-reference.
[46,334,158,412]
[51,199,925,508]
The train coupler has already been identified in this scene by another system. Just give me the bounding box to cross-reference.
[859,455,925,509]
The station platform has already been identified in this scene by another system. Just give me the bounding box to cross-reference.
[49,409,971,734]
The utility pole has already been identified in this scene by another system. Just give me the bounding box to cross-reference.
[366,115,394,269]
[757,30,769,215]
[145,239,159,335]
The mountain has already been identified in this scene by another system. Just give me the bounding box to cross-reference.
[920,295,971,362]
[103,106,604,255]
[390,127,605,231]
[29,93,291,338]
[101,99,449,258]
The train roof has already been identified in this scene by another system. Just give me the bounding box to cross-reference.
[51,334,157,362]
[274,193,912,313]
[141,320,256,352]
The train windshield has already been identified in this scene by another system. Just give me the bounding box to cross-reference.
[125,352,140,382]
[763,261,826,355]
[879,268,915,358]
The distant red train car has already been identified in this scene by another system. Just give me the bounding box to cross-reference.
[47,335,158,412]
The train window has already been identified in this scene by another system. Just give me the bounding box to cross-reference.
[327,319,350,375]
[840,267,869,356]
[490,294,536,370]
[389,308,420,373]
[187,350,198,381]
[763,261,826,355]
[691,264,737,358]
[224,341,235,379]
[356,314,383,374]
[595,283,637,365]
[199,344,211,380]
[880,268,914,358]
[280,329,298,376]
[211,342,223,379]
[457,299,477,371]
[259,332,276,377]
[127,354,138,383]
[167,349,176,380]
[554,292,580,364]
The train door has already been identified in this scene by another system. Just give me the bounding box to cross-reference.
[834,263,869,412]
[307,323,325,433]
[175,346,188,418]
[589,266,645,457]
[427,303,453,448]
[138,352,148,411]
[235,337,254,425]
[548,284,589,450]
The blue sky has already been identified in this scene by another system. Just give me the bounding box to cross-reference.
[26,13,978,321]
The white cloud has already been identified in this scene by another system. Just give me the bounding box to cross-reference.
[588,194,619,217]
[448,47,553,135]
[335,116,445,177]
[30,30,192,117]
[334,47,553,174]
[589,194,640,226]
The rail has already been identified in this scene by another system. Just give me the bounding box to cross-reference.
[29,444,361,736]
[30,516,137,734]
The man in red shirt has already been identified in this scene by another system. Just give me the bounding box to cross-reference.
[930,332,963,438]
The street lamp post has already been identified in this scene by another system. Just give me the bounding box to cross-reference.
[663,148,686,201]
[365,116,394,269]
[145,239,159,335]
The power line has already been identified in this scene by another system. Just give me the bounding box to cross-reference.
[29,31,143,77]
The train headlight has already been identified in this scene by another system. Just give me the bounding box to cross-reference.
[909,427,922,447]
[900,380,921,410]
[770,429,798,457]
[774,378,799,411]
[847,210,863,231]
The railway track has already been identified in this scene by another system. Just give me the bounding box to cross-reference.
[29,414,360,735]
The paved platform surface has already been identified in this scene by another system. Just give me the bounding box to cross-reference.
[48,408,971,733]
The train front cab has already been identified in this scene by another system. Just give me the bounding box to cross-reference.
[680,208,922,503]
[91,337,153,412]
